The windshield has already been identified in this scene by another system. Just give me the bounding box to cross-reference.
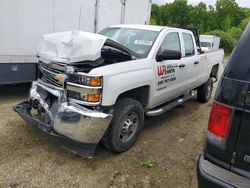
[200,42,212,48]
[99,27,159,58]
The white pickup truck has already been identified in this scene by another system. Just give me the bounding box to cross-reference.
[14,25,224,158]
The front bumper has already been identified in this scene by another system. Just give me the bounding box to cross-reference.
[14,81,112,158]
[197,155,250,188]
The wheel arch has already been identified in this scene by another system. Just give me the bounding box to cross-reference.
[210,64,219,80]
[116,85,150,108]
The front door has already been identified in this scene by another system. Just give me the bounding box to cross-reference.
[153,32,184,106]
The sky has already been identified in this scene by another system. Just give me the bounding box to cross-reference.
[152,0,250,8]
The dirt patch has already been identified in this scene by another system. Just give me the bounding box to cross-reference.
[0,62,226,188]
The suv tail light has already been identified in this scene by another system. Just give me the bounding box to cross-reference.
[208,101,232,139]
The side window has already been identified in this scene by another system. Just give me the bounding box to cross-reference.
[159,32,181,53]
[183,33,195,56]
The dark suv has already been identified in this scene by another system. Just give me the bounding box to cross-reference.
[197,24,250,187]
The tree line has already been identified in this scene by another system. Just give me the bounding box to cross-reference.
[150,0,250,53]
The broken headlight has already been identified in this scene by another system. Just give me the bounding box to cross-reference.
[66,74,102,105]
[67,74,102,87]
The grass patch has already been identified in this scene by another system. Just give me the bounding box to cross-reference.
[138,159,156,168]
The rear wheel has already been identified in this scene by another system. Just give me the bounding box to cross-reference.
[197,77,213,103]
[102,98,144,153]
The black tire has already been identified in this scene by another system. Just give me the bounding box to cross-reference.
[102,98,144,153]
[197,77,213,103]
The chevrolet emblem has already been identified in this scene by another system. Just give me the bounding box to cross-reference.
[55,74,66,84]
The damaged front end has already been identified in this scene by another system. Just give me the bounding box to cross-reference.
[14,81,112,158]
[14,30,135,158]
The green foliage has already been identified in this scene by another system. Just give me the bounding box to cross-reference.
[240,17,250,30]
[222,15,232,30]
[139,159,156,168]
[216,0,245,28]
[228,27,243,39]
[166,0,190,27]
[151,4,161,25]
[150,0,250,53]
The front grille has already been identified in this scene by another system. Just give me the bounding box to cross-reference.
[39,61,66,88]
[40,61,65,73]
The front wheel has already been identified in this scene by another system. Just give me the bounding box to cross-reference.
[102,98,144,153]
[197,77,213,103]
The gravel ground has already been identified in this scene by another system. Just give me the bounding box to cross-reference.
[0,65,224,187]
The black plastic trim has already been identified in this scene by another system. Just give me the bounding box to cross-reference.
[197,155,250,188]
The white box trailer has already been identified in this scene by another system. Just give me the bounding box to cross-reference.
[0,0,152,84]
[200,35,220,52]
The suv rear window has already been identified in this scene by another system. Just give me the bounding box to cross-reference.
[223,24,250,82]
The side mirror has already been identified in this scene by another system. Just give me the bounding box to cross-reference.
[156,50,182,62]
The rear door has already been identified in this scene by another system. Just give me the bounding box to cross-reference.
[179,32,199,91]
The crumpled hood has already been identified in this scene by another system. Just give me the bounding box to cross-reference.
[37,30,108,63]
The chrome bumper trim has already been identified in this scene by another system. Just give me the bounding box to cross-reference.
[27,81,112,144]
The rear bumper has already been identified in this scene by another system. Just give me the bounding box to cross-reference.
[197,155,250,188]
[14,81,113,158]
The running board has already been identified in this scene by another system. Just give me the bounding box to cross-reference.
[146,94,193,117]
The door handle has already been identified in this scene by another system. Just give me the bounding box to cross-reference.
[179,64,185,68]
[194,61,200,65]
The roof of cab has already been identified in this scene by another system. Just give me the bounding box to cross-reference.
[109,24,191,33]
[109,24,168,32]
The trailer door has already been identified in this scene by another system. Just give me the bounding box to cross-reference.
[97,0,123,32]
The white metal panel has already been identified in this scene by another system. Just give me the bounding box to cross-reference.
[97,0,122,31]
[0,0,54,56]
[0,0,20,55]
[0,55,37,63]
[0,0,151,58]
[54,0,93,32]
[78,0,96,32]
[0,0,95,58]
[54,0,73,32]
[124,0,151,25]
[35,0,54,36]
[19,0,53,55]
